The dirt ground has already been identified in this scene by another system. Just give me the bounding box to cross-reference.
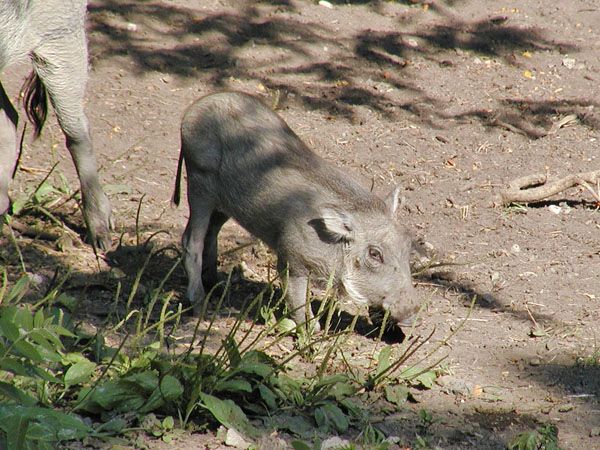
[2,0,600,449]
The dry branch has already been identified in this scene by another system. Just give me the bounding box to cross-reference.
[497,169,600,205]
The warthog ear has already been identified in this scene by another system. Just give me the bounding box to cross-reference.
[309,205,355,243]
[384,186,401,218]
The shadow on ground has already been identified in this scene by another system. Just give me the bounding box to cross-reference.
[87,0,587,135]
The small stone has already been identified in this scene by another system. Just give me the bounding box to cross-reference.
[28,272,46,286]
[511,244,521,254]
[590,427,600,437]
[224,427,251,449]
[406,38,419,48]
[126,22,138,32]
[548,205,561,214]
[529,357,541,366]
[318,0,333,8]
[322,436,350,449]
[562,58,576,69]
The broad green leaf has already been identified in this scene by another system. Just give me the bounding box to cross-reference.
[159,375,184,399]
[224,336,242,368]
[162,416,175,430]
[384,384,410,406]
[10,196,27,216]
[139,375,184,414]
[13,340,43,362]
[0,405,91,443]
[509,431,540,450]
[399,366,422,381]
[415,370,436,389]
[291,440,312,450]
[64,359,96,387]
[53,324,76,338]
[4,278,30,304]
[246,350,275,363]
[0,315,20,341]
[124,370,159,393]
[0,357,34,376]
[199,392,258,439]
[0,381,37,406]
[268,414,314,436]
[277,318,297,334]
[62,352,90,365]
[276,375,305,406]
[328,380,357,401]
[314,403,349,433]
[399,366,437,389]
[78,381,141,411]
[28,328,64,351]
[34,182,58,201]
[376,345,392,376]
[258,384,278,410]
[231,362,273,379]
[216,378,253,394]
[6,411,29,450]
[314,373,349,389]
[31,364,61,384]
[33,308,45,329]
[14,307,34,331]
[95,417,128,433]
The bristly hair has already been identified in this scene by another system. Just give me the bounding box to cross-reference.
[21,70,47,138]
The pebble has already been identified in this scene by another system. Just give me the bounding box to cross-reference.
[548,205,561,215]
[322,437,350,449]
[562,58,576,69]
[224,427,251,449]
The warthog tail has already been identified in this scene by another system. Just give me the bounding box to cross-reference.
[21,70,48,138]
[172,146,184,206]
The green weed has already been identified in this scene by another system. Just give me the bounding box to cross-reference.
[0,231,454,448]
[509,424,562,450]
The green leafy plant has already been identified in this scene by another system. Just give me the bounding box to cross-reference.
[0,272,97,449]
[0,229,455,449]
[509,424,561,450]
[10,164,76,222]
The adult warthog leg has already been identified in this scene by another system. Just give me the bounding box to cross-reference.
[0,82,18,217]
[33,37,112,250]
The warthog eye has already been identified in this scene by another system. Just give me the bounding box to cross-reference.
[367,246,384,265]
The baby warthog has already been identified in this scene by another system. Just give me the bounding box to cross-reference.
[173,92,419,329]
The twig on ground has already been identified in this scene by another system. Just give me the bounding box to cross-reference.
[496,169,600,205]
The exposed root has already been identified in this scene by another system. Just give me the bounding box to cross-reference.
[496,169,600,205]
